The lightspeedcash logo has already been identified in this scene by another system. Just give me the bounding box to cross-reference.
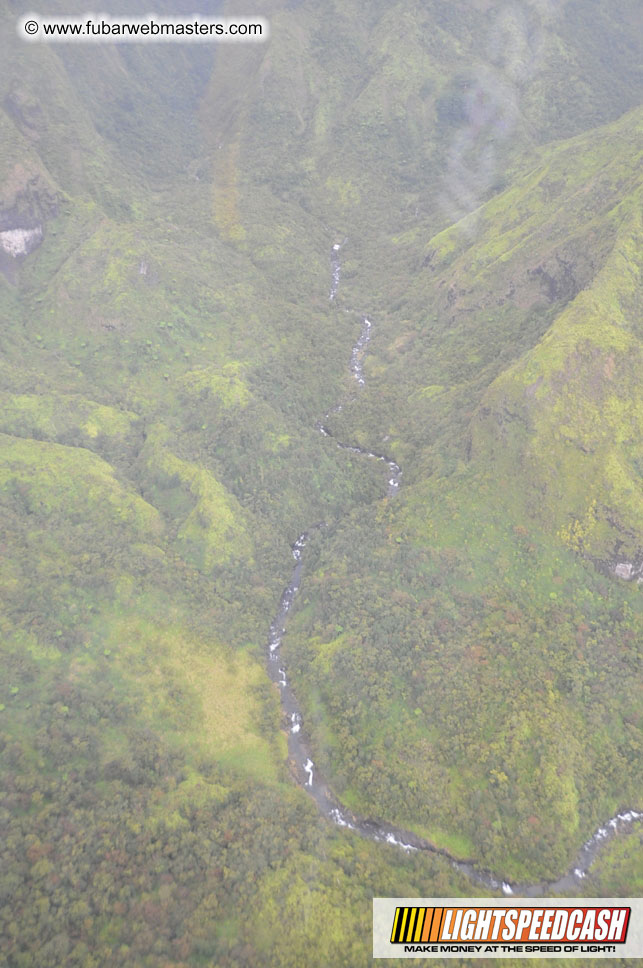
[373,898,643,958]
[391,905,628,945]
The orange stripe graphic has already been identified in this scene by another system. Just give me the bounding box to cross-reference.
[421,908,434,943]
[430,908,443,942]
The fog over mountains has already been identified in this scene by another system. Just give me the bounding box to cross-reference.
[1,1,642,965]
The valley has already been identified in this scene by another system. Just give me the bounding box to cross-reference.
[1,1,642,965]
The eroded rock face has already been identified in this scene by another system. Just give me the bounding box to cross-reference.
[0,225,43,257]
[0,164,60,263]
[613,561,643,582]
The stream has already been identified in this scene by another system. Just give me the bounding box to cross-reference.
[264,242,642,896]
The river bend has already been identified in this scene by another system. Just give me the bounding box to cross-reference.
[264,242,642,896]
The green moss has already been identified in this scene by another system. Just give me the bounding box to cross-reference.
[180,361,250,409]
[0,391,136,443]
[142,424,252,569]
[0,433,162,535]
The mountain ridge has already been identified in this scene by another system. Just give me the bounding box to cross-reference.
[1,0,642,963]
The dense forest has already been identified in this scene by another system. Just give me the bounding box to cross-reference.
[1,0,642,965]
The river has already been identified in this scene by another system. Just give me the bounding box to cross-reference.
[264,241,641,896]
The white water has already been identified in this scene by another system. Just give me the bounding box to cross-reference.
[263,241,643,896]
[304,758,314,787]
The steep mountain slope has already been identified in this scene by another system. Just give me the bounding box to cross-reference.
[1,0,642,964]
[208,0,642,247]
[286,110,643,878]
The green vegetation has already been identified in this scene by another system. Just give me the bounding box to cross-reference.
[1,0,642,964]
[286,109,643,881]
[589,828,643,896]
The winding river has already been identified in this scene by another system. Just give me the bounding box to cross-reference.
[265,242,642,896]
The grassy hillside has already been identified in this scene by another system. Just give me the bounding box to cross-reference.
[285,110,643,879]
[1,0,642,964]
